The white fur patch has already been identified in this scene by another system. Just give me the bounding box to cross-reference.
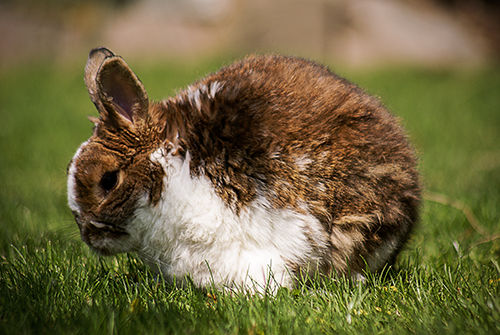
[294,154,312,171]
[133,147,324,291]
[185,81,222,111]
[208,81,222,98]
[67,141,88,215]
[186,85,202,111]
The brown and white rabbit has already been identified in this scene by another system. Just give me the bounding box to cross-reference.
[67,47,420,290]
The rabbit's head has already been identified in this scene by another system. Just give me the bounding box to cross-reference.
[67,48,165,256]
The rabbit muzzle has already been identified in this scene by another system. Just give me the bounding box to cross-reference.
[73,212,131,256]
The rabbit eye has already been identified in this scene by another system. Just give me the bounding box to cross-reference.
[101,171,118,192]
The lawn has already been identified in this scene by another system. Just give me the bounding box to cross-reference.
[0,56,499,334]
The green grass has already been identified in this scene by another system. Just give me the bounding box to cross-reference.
[1,58,499,334]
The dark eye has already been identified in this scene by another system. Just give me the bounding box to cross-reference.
[101,171,118,192]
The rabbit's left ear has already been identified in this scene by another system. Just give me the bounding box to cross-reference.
[84,47,149,129]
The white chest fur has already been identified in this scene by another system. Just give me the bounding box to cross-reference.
[134,148,325,290]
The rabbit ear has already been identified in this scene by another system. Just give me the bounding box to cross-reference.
[84,47,148,128]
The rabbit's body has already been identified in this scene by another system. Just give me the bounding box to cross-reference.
[68,48,420,290]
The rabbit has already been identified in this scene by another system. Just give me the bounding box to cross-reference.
[67,47,420,291]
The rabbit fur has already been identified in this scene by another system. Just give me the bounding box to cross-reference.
[67,47,420,291]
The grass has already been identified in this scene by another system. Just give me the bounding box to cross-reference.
[0,57,499,334]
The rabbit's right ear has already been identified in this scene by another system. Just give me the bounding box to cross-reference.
[84,47,149,130]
